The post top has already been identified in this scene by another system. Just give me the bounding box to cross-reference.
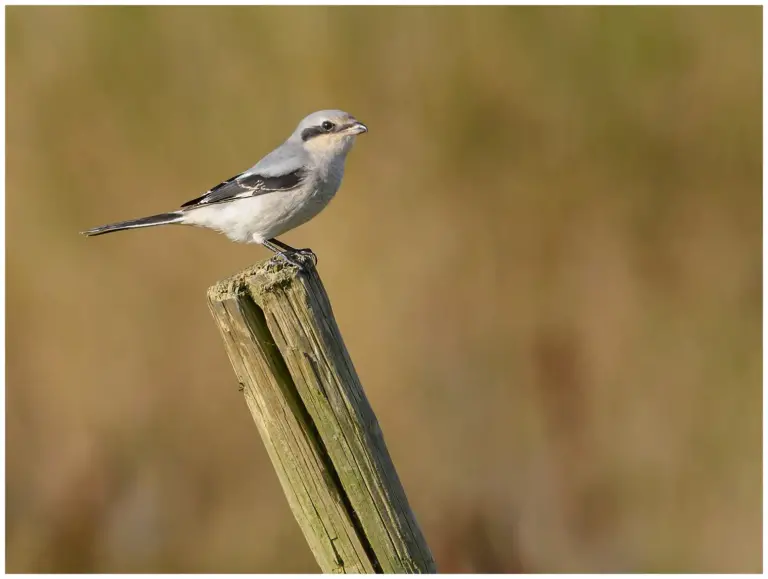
[207,255,315,302]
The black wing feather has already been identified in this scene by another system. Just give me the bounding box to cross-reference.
[181,168,306,209]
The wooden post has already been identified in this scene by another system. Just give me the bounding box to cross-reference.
[206,256,436,574]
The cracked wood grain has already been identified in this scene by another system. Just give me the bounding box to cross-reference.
[207,257,436,574]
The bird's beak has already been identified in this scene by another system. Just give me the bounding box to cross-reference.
[344,121,368,135]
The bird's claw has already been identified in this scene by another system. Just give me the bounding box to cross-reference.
[295,248,318,266]
[275,249,316,271]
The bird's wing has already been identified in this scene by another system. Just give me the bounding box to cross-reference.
[180,167,307,209]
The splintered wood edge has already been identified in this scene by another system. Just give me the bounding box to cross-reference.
[206,256,316,303]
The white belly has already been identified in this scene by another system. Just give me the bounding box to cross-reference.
[182,182,336,243]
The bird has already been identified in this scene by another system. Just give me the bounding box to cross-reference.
[81,110,368,268]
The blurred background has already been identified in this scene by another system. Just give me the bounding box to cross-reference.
[6,5,761,573]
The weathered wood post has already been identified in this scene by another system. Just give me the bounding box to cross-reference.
[206,256,436,574]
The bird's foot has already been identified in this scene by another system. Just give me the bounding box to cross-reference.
[295,248,318,266]
[274,249,316,271]
[275,251,305,270]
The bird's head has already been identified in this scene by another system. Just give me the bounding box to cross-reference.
[291,110,368,159]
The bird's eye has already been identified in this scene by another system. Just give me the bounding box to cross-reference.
[321,121,335,132]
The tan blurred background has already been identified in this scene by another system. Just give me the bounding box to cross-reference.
[6,5,761,573]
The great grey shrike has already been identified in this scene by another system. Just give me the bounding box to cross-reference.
[82,110,368,268]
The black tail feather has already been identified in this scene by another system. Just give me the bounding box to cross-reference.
[81,212,183,237]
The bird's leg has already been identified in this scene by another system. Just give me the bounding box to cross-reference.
[267,238,299,252]
[268,238,318,266]
[262,239,311,270]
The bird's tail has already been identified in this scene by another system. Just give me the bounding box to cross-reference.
[81,212,184,237]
